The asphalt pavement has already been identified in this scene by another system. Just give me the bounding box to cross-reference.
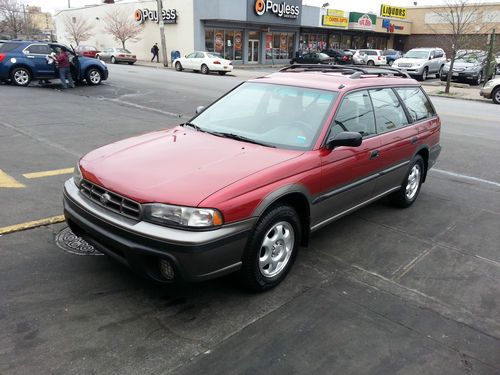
[0,64,499,375]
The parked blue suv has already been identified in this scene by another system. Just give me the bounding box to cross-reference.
[0,40,108,86]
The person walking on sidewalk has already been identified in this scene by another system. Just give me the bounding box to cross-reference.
[151,43,159,63]
[56,50,74,89]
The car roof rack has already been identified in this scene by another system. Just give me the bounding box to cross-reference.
[279,64,411,79]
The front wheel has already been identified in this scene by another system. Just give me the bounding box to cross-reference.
[492,87,500,104]
[388,60,394,66]
[240,205,301,292]
[10,67,32,86]
[86,68,102,85]
[111,56,117,64]
[389,155,425,208]
[175,61,183,71]
[200,64,209,74]
[419,67,428,81]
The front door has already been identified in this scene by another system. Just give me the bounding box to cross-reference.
[248,40,259,63]
[24,44,54,77]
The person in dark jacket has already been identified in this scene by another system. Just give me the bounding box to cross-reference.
[56,50,74,89]
[151,43,159,62]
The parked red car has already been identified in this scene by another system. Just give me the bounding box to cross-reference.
[74,45,99,58]
[64,65,441,291]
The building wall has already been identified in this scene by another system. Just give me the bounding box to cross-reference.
[54,0,195,61]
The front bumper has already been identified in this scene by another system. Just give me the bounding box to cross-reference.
[63,179,255,282]
[396,66,424,75]
[480,86,493,98]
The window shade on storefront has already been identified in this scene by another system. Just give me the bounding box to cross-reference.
[205,28,243,61]
[265,32,295,60]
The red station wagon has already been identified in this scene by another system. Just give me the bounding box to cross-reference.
[63,65,441,291]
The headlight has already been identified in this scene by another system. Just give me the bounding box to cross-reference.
[484,80,494,87]
[143,203,224,228]
[73,164,83,187]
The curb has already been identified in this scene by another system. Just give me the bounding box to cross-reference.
[426,92,490,103]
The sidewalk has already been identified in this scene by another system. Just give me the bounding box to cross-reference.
[134,60,490,102]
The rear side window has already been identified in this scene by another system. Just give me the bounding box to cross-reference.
[25,44,51,54]
[395,87,436,122]
[0,42,22,53]
[332,90,376,137]
[369,88,409,134]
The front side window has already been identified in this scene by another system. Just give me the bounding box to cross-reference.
[190,83,338,150]
[332,90,376,138]
[369,88,409,134]
[395,87,435,122]
[25,44,50,54]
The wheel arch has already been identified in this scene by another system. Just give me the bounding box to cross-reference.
[84,64,104,79]
[252,185,312,247]
[9,64,34,78]
[415,146,429,182]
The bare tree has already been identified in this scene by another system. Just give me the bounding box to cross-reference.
[0,0,25,39]
[103,10,143,49]
[430,0,495,93]
[63,15,93,46]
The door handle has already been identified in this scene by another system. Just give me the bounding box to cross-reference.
[411,136,418,144]
[27,56,35,59]
[370,150,380,160]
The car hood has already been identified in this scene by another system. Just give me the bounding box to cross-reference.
[445,60,481,69]
[395,57,427,65]
[80,126,302,206]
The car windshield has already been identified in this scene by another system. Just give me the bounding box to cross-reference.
[404,50,430,59]
[190,82,338,150]
[207,52,222,58]
[116,48,131,53]
[456,53,485,63]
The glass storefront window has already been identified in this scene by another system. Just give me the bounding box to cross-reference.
[205,29,214,52]
[299,34,327,52]
[205,28,244,61]
[224,30,234,60]
[234,31,242,60]
[214,30,224,54]
[329,34,341,49]
[341,35,352,49]
[265,32,295,60]
[352,35,364,49]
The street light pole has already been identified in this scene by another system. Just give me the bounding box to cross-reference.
[157,0,168,67]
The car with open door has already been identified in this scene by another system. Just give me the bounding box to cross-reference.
[63,64,441,292]
[0,40,108,86]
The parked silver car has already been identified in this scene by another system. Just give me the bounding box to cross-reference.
[480,77,500,104]
[392,48,446,80]
[96,48,137,65]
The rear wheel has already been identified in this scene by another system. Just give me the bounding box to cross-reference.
[367,60,374,66]
[201,64,209,74]
[175,61,183,71]
[240,205,301,292]
[128,62,134,65]
[10,67,31,86]
[436,65,443,78]
[111,56,117,64]
[389,155,424,208]
[492,87,500,104]
[86,68,102,85]
[472,72,482,86]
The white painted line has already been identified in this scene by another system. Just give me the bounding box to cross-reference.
[431,169,500,188]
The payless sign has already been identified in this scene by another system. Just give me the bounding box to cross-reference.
[134,8,177,24]
[248,0,301,24]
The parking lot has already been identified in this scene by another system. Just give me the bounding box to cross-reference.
[1,64,499,374]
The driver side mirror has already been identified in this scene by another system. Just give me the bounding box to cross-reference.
[326,131,362,150]
[195,106,205,114]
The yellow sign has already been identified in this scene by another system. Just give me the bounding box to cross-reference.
[322,9,348,29]
[380,4,407,19]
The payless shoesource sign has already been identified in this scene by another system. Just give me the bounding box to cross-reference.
[134,8,177,24]
[247,0,301,24]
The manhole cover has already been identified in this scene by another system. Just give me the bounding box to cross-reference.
[55,227,103,256]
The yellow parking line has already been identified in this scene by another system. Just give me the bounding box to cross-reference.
[0,215,65,235]
[23,167,74,179]
[0,169,25,188]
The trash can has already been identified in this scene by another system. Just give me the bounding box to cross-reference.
[171,50,180,62]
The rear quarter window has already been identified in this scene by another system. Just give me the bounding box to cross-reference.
[0,42,22,53]
[395,87,436,122]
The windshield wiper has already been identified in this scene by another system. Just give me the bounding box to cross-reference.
[211,132,276,148]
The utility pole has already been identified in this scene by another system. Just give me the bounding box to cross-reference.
[68,0,71,8]
[157,0,168,67]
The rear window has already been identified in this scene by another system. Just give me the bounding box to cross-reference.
[0,42,22,53]
[395,87,436,122]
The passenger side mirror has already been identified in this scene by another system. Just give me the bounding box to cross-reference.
[195,106,205,114]
[326,131,362,150]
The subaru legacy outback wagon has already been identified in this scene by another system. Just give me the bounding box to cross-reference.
[64,65,441,292]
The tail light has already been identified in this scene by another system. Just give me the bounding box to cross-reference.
[342,55,348,61]
[229,62,232,65]
[378,56,381,60]
[0,53,5,62]
[213,60,221,65]
[132,55,136,58]
[118,54,125,57]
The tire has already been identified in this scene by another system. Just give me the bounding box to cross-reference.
[440,74,447,81]
[240,205,301,292]
[96,54,100,60]
[175,61,183,71]
[419,67,428,81]
[218,71,227,75]
[389,155,425,208]
[86,68,102,85]
[201,64,209,74]
[388,60,394,66]
[436,65,443,78]
[111,56,116,64]
[367,60,374,66]
[492,87,500,104]
[10,67,32,86]
[472,72,482,86]
[128,62,134,65]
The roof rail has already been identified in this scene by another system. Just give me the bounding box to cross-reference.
[279,64,411,78]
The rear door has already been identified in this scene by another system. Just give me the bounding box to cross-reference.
[314,90,381,228]
[23,44,53,77]
[369,87,418,195]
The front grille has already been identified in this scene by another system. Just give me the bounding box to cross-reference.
[80,180,141,220]
[398,63,413,67]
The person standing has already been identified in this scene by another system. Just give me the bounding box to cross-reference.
[151,43,159,63]
[56,50,75,89]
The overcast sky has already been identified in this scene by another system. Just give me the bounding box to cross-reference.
[31,0,500,14]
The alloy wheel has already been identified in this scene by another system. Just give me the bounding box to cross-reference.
[14,70,29,85]
[405,164,421,200]
[89,70,101,84]
[258,221,294,278]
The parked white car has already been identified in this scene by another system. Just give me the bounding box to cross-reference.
[173,51,233,75]
[359,49,387,66]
